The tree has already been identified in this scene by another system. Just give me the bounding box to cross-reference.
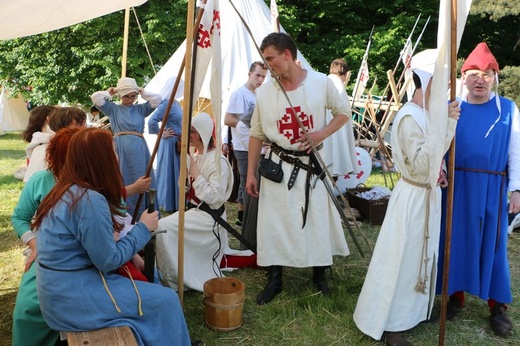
[0,0,188,107]
[0,0,517,106]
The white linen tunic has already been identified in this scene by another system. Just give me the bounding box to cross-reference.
[249,70,351,267]
[353,103,456,339]
[322,73,358,176]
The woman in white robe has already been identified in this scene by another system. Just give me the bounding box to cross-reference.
[353,65,459,344]
[155,113,234,292]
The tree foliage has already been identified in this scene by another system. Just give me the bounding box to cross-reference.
[0,0,518,107]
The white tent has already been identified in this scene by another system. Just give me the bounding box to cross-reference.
[143,0,311,155]
[0,89,30,133]
[0,0,147,40]
[144,0,311,109]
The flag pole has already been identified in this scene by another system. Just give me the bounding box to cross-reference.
[121,8,130,78]
[439,0,458,343]
[351,25,375,107]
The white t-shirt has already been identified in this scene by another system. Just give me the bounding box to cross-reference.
[225,85,256,151]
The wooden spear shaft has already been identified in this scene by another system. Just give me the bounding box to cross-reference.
[439,0,458,344]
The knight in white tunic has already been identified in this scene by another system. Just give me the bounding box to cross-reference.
[246,33,352,305]
[353,60,459,345]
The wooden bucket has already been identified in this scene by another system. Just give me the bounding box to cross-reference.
[203,277,245,331]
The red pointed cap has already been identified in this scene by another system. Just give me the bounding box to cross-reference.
[461,42,499,73]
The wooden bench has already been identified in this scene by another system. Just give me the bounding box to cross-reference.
[66,326,137,346]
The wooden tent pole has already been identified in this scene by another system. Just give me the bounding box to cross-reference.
[176,0,197,305]
[121,8,130,78]
[439,0,458,344]
[130,1,206,223]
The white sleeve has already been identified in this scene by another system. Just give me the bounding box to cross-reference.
[140,90,162,108]
[508,103,520,191]
[91,91,111,107]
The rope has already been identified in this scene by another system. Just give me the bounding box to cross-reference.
[123,265,144,316]
[132,7,157,75]
[98,270,122,313]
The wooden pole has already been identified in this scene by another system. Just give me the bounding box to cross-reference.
[121,8,130,78]
[176,0,197,305]
[130,1,207,224]
[439,0,458,344]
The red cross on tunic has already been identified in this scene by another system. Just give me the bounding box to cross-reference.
[277,106,314,144]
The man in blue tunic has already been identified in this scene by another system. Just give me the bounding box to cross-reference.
[437,42,520,337]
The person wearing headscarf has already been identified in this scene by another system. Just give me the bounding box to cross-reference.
[91,77,161,217]
[436,42,520,338]
[354,50,460,345]
[155,113,235,292]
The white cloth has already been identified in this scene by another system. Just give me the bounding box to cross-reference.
[225,85,256,151]
[155,150,235,292]
[23,131,54,183]
[322,73,358,176]
[250,70,350,267]
[353,102,456,340]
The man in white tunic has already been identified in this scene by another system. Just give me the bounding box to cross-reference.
[322,58,358,177]
[353,55,460,345]
[246,33,352,305]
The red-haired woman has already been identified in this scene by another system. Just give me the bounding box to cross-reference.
[12,127,80,346]
[12,128,152,346]
[32,128,190,345]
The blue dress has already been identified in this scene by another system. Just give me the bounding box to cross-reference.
[36,186,191,346]
[97,101,157,217]
[148,99,183,212]
[437,96,515,303]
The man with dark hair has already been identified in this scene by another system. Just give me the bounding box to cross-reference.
[246,32,352,304]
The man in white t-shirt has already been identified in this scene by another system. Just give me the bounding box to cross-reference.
[223,61,267,226]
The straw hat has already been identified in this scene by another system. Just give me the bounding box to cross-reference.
[116,77,140,98]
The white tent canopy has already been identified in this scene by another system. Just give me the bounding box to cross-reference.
[0,0,147,40]
[145,0,311,110]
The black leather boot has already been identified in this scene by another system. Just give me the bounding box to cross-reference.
[312,266,330,296]
[490,303,513,337]
[256,266,283,305]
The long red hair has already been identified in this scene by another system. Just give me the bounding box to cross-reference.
[45,127,81,179]
[32,128,125,232]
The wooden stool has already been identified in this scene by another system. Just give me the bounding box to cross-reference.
[66,326,137,346]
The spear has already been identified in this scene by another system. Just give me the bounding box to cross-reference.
[439,0,459,344]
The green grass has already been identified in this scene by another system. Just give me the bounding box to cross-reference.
[0,132,519,345]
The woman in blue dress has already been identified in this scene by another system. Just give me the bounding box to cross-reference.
[32,127,191,345]
[148,99,183,212]
[91,77,161,217]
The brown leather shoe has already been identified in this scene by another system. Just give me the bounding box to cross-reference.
[490,304,512,337]
[381,331,412,346]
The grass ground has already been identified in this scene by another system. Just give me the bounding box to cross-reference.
[0,131,519,345]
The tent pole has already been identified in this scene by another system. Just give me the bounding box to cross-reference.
[121,8,130,78]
